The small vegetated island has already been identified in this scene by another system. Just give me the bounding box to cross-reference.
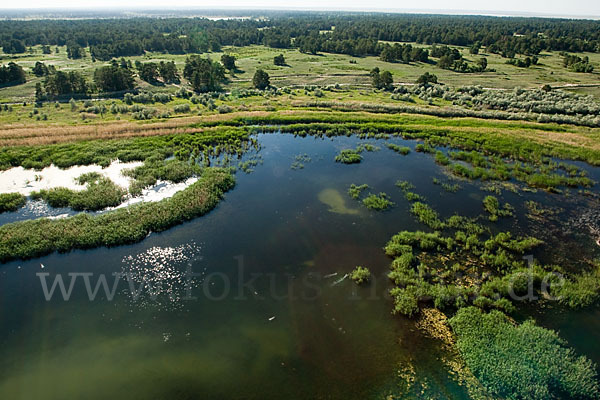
[1,9,600,400]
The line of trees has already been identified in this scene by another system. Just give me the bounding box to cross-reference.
[2,14,599,60]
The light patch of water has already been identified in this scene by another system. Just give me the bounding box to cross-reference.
[0,160,143,196]
[317,188,360,215]
[111,177,199,210]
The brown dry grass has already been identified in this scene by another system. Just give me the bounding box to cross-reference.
[0,111,277,147]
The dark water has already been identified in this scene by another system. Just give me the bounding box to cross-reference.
[0,134,598,399]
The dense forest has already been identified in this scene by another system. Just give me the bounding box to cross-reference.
[1,13,599,61]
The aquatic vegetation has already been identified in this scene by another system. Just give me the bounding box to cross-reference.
[434,151,450,166]
[433,178,461,193]
[410,202,443,229]
[415,143,434,153]
[347,183,369,199]
[0,126,250,171]
[0,168,234,262]
[31,176,126,211]
[395,180,415,192]
[294,153,311,163]
[362,192,394,211]
[348,184,393,210]
[356,143,379,152]
[334,149,362,164]
[386,197,553,316]
[387,143,410,155]
[553,263,600,308]
[238,158,262,173]
[396,180,426,202]
[317,188,359,215]
[350,266,371,284]
[525,200,559,220]
[291,153,311,170]
[75,171,103,185]
[0,192,26,213]
[482,195,514,222]
[442,183,460,193]
[449,307,599,400]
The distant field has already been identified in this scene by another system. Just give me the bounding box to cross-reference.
[1,43,600,104]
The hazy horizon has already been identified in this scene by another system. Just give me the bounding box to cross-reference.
[0,3,599,19]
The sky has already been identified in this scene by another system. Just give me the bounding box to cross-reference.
[0,1,599,18]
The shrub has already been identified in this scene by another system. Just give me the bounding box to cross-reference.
[173,103,191,114]
[217,105,233,114]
